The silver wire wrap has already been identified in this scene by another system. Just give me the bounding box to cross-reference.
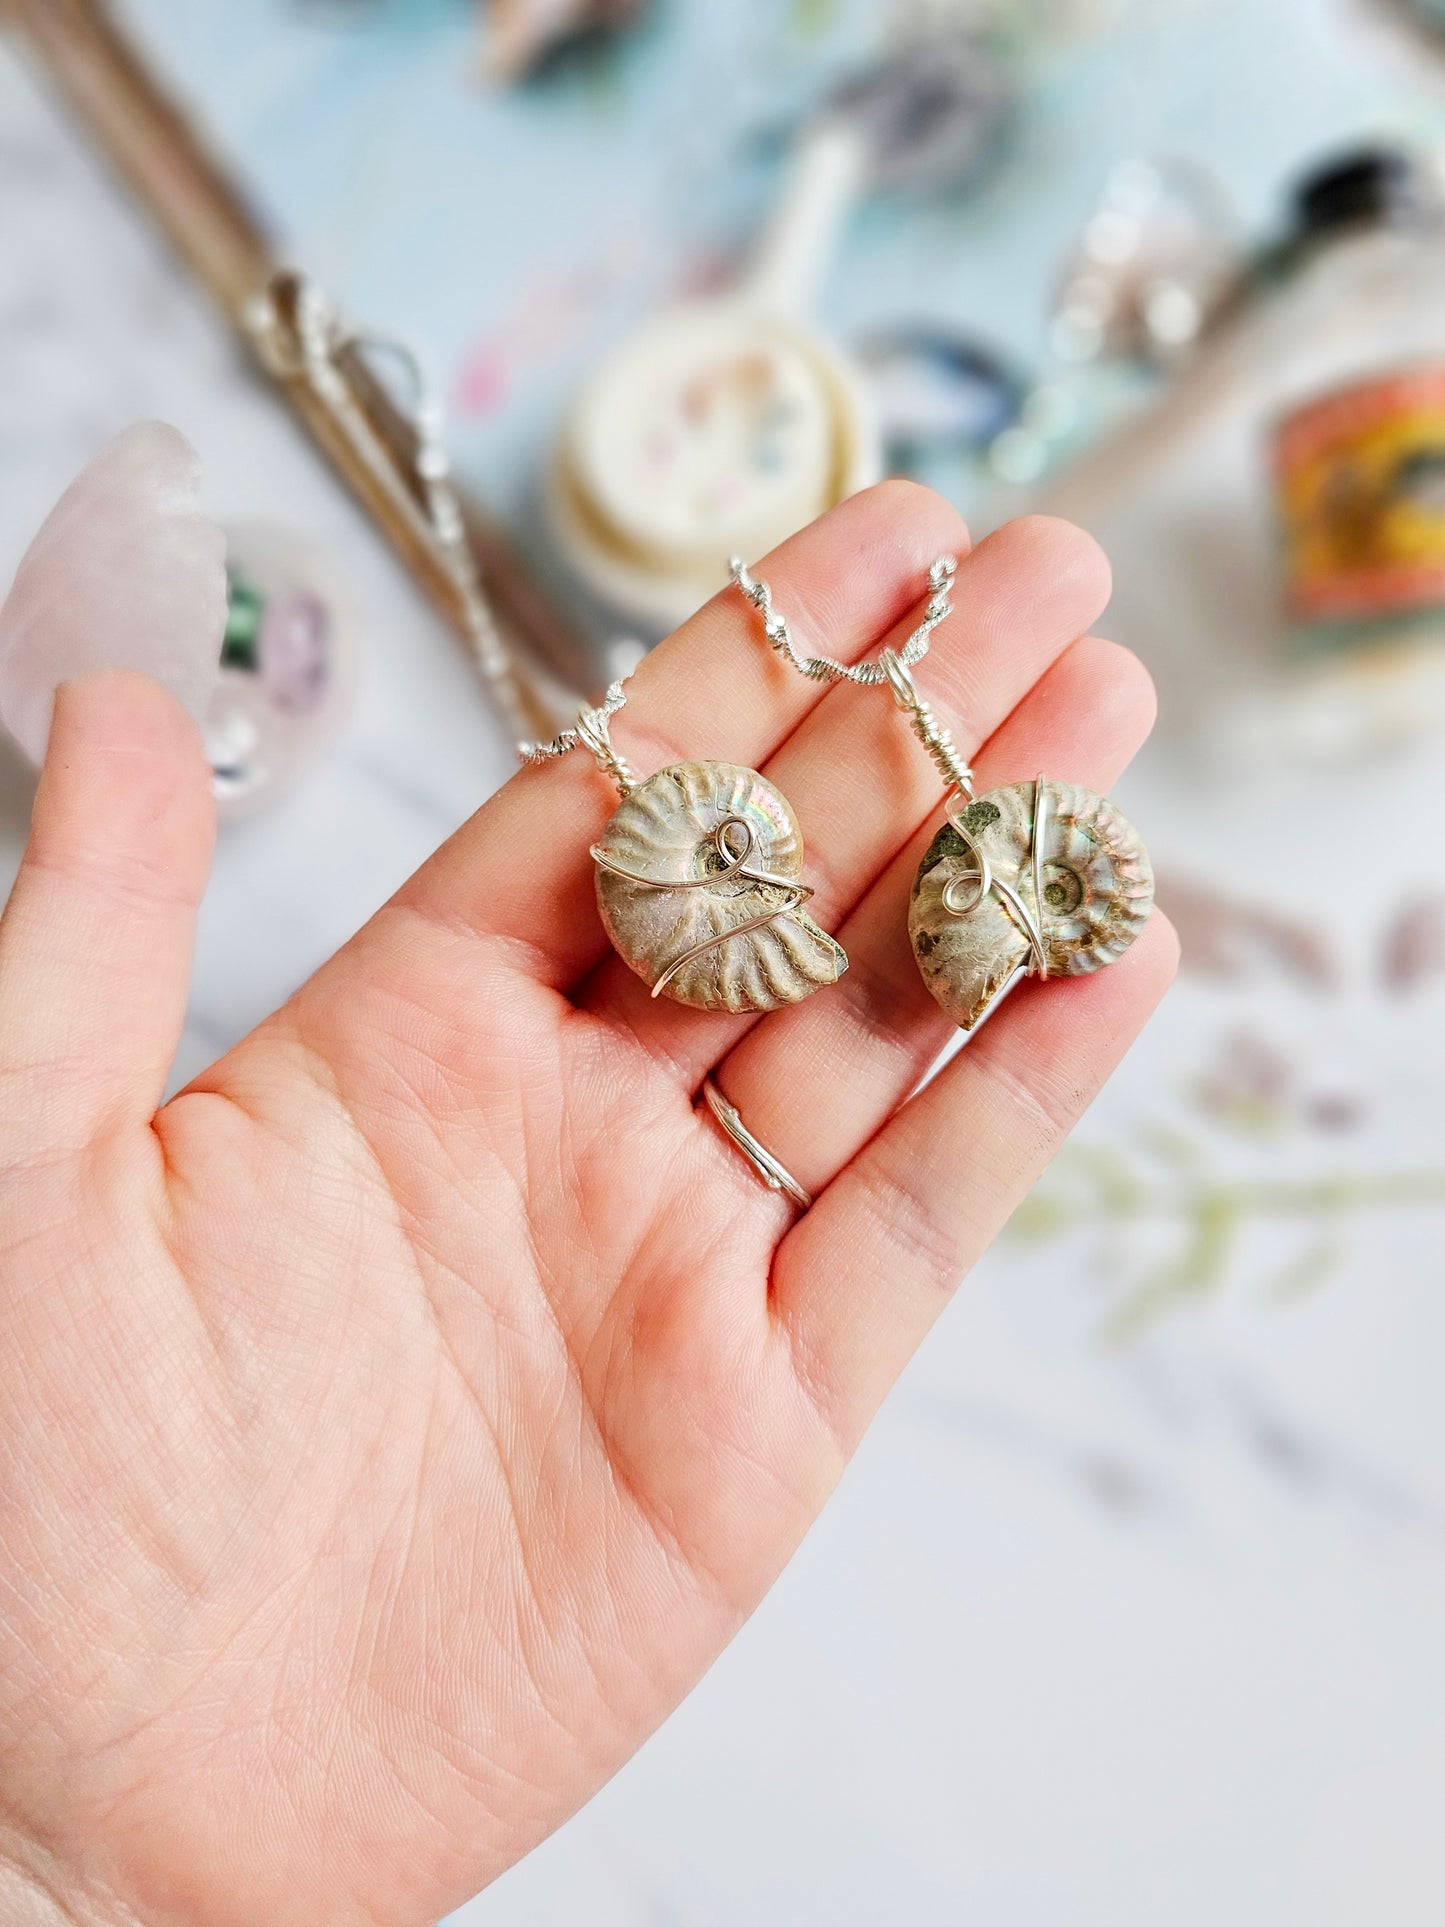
[519,680,638,795]
[731,548,974,791]
[729,553,958,685]
[701,1078,812,1211]
[877,647,976,801]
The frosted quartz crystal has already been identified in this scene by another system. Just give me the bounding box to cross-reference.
[0,422,227,765]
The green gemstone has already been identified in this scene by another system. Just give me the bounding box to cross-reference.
[222,567,265,671]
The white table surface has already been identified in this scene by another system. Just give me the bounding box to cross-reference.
[3,26,1444,1927]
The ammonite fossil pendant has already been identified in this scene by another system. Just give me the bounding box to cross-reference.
[593,759,847,1012]
[908,776,1153,1032]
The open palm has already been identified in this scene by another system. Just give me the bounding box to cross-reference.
[0,482,1174,1927]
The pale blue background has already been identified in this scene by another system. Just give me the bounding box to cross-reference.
[125,0,1445,550]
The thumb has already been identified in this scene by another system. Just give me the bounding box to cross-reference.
[0,423,224,1151]
[0,671,215,1149]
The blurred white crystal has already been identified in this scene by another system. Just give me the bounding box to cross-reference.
[0,422,226,765]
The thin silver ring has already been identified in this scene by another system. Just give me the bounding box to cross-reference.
[701,1078,811,1212]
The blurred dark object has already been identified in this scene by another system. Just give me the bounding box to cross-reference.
[1371,0,1445,45]
[1296,148,1432,232]
[858,327,1027,461]
[1269,145,1441,274]
[481,0,650,83]
[826,30,1014,196]
[2,0,583,736]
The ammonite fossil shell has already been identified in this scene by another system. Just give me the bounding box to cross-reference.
[909,778,1153,1032]
[594,760,847,1012]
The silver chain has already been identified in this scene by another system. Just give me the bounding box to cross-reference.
[733,550,1057,990]
[523,550,971,806]
[731,550,974,798]
[728,551,957,684]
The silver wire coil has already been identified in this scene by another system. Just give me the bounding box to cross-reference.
[878,648,975,801]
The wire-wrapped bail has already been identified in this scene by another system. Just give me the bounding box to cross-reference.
[519,679,638,795]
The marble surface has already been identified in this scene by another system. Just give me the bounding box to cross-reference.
[2,10,1445,1925]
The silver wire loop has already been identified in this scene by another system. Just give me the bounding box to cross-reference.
[878,649,975,801]
[591,814,816,999]
[519,680,638,795]
[701,1078,812,1211]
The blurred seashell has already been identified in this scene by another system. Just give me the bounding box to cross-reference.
[595,760,846,1012]
[483,0,645,81]
[909,778,1153,1031]
[0,422,226,764]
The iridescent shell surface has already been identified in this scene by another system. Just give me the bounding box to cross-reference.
[909,778,1153,1032]
[595,760,846,1012]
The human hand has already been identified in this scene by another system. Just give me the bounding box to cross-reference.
[0,476,1174,1926]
